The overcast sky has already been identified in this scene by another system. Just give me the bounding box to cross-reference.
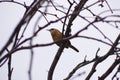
[0,0,120,80]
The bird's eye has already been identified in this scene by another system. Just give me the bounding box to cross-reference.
[50,28,54,31]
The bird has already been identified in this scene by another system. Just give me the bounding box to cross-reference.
[47,28,79,52]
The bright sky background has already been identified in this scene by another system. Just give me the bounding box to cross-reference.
[0,0,120,80]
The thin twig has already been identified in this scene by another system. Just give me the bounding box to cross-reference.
[99,58,120,80]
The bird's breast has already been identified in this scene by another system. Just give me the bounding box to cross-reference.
[51,31,62,41]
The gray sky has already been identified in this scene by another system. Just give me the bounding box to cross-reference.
[0,0,120,80]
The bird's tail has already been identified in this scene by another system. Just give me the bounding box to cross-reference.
[69,45,79,52]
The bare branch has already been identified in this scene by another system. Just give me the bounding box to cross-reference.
[48,0,88,80]
[0,0,46,56]
[99,58,120,80]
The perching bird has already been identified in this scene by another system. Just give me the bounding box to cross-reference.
[48,28,79,52]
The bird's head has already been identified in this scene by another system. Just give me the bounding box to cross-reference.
[47,28,55,32]
[47,28,60,34]
[47,28,62,39]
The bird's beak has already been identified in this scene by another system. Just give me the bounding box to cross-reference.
[46,29,50,31]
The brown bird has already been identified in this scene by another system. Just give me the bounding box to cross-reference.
[48,28,79,52]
